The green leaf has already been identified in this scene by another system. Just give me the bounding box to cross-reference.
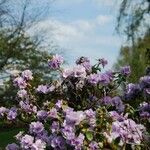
[86,131,93,141]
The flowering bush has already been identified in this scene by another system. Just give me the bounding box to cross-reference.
[0,55,150,150]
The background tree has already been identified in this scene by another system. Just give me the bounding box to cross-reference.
[115,33,150,82]
[117,0,150,42]
[115,0,150,82]
[0,0,59,105]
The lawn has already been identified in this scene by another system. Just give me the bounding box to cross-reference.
[0,127,24,149]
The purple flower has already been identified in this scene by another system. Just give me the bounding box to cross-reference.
[110,119,145,145]
[98,73,111,85]
[48,54,63,69]
[20,134,34,149]
[105,70,113,80]
[37,110,48,120]
[98,58,108,68]
[50,135,66,149]
[120,66,131,76]
[76,56,90,64]
[62,68,73,78]
[72,65,86,78]
[140,76,150,89]
[36,131,49,144]
[7,107,17,120]
[87,74,99,85]
[55,100,63,109]
[62,65,87,78]
[124,83,141,100]
[111,96,125,113]
[19,101,37,113]
[29,121,44,134]
[36,85,50,94]
[51,121,59,133]
[63,107,74,115]
[89,141,99,150]
[21,70,33,80]
[139,102,150,119]
[13,77,27,89]
[82,62,92,72]
[32,139,46,150]
[109,111,127,122]
[85,109,96,127]
[62,125,75,140]
[102,96,112,105]
[6,143,19,150]
[85,109,95,118]
[17,89,28,99]
[88,73,111,86]
[102,96,124,113]
[70,133,85,150]
[48,108,58,119]
[19,101,30,111]
[65,111,86,125]
[76,57,92,72]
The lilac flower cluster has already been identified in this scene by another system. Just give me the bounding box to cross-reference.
[48,54,63,70]
[6,99,98,149]
[102,96,125,113]
[20,134,46,149]
[124,75,150,100]
[36,85,55,94]
[87,72,112,86]
[62,65,86,78]
[124,83,141,100]
[120,66,131,76]
[139,102,150,118]
[140,76,150,98]
[98,58,108,68]
[13,70,33,89]
[0,107,17,120]
[19,101,37,114]
[76,56,92,72]
[105,119,145,145]
[1,55,149,149]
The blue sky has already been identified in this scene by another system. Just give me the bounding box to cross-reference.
[33,0,123,68]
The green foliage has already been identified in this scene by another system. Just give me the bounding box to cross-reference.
[114,34,150,82]
[116,0,150,83]
[0,29,54,104]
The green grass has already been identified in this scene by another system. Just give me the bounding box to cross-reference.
[0,128,24,149]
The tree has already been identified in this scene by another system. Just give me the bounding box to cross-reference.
[115,0,150,82]
[0,0,59,104]
[115,33,150,82]
[117,0,150,42]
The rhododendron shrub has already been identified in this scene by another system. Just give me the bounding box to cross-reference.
[0,55,150,149]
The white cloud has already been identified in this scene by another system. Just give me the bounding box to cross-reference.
[71,20,94,32]
[96,15,112,25]
[29,14,121,67]
[31,14,113,43]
